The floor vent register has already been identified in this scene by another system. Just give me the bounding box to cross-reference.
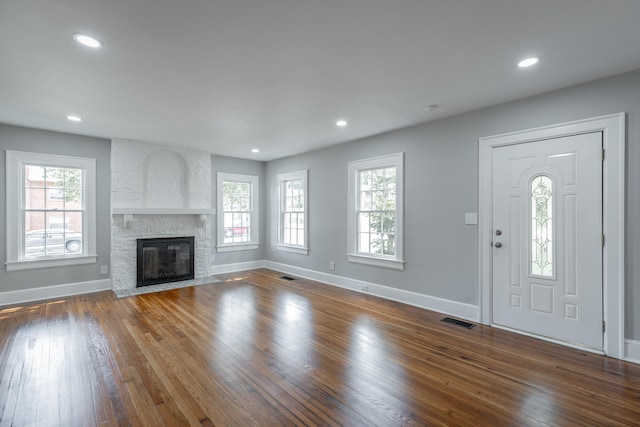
[441,317,475,329]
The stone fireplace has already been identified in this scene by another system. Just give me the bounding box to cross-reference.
[110,139,213,291]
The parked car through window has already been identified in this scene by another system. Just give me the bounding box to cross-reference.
[25,229,83,257]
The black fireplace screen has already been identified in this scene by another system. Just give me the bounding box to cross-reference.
[136,236,195,287]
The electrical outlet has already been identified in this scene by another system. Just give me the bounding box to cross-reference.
[329,261,335,271]
[100,265,109,275]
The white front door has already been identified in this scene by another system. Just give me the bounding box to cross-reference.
[492,132,603,350]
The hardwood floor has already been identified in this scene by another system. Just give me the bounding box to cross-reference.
[1,269,639,426]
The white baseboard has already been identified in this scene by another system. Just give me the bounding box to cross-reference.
[625,339,640,364]
[210,260,267,275]
[265,261,480,322]
[0,259,477,321]
[0,279,113,306]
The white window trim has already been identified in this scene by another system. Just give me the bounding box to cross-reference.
[276,170,309,255]
[5,150,97,271]
[347,153,404,270]
[216,172,259,252]
[278,245,309,255]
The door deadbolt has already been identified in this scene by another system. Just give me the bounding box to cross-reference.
[495,230,502,236]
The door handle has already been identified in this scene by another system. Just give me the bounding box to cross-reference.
[494,242,502,248]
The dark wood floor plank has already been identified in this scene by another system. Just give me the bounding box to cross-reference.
[1,268,640,426]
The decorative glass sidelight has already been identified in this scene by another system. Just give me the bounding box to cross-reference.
[531,175,553,277]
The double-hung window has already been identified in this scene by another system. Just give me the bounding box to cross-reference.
[277,170,308,254]
[216,172,259,252]
[6,150,97,271]
[347,153,404,270]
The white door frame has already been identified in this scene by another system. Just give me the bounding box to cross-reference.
[478,113,625,359]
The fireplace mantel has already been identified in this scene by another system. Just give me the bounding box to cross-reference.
[112,207,214,215]
[112,208,215,228]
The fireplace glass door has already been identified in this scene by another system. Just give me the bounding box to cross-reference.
[136,236,194,287]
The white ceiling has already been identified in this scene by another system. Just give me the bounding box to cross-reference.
[1,0,639,161]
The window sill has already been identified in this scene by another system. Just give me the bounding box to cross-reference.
[217,243,259,253]
[347,254,405,270]
[6,255,98,272]
[277,245,309,255]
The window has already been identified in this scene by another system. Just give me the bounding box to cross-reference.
[531,175,554,277]
[5,150,97,271]
[217,172,259,252]
[277,170,308,254]
[347,153,404,270]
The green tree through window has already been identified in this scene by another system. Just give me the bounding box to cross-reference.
[48,167,82,203]
[358,167,396,256]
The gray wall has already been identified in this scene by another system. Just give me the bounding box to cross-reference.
[2,70,638,341]
[0,124,111,292]
[212,155,266,264]
[265,69,640,340]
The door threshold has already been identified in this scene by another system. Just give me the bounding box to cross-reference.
[491,323,604,356]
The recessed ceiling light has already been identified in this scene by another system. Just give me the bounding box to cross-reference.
[518,57,539,68]
[73,33,102,48]
[251,148,260,153]
[336,120,348,127]
[425,104,438,112]
[67,115,82,122]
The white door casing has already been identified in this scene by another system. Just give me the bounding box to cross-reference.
[492,133,602,350]
[479,113,625,359]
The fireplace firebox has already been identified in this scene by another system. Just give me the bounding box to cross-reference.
[136,236,194,287]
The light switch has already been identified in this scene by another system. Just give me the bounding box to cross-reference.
[465,213,478,225]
